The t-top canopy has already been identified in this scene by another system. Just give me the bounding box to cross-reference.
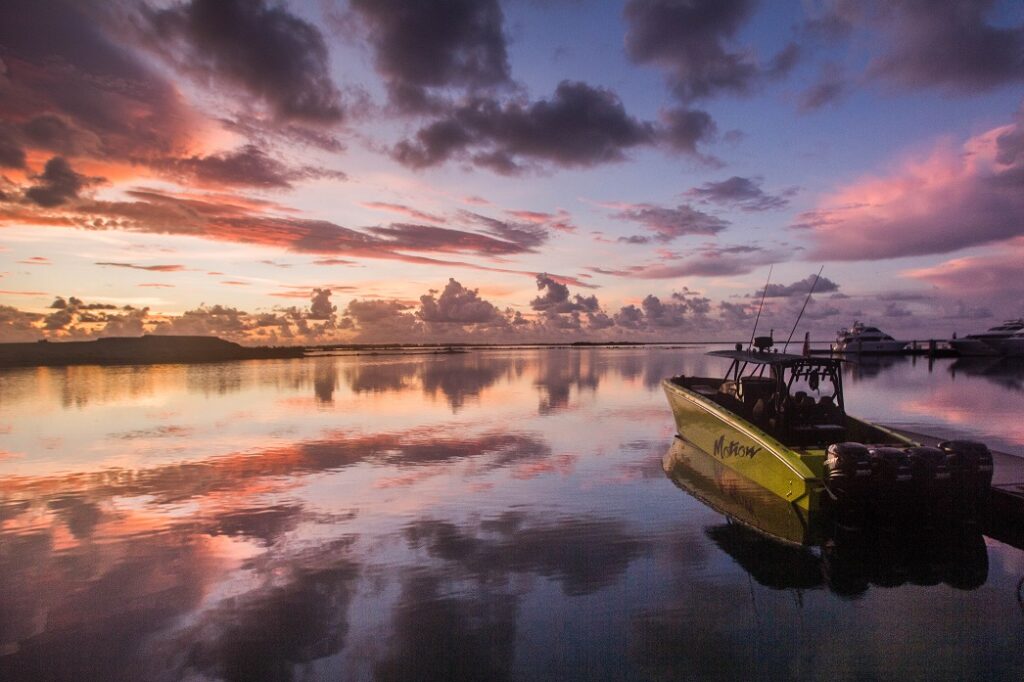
[707,349,841,368]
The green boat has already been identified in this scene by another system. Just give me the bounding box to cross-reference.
[663,338,993,512]
[662,439,989,593]
[662,437,824,545]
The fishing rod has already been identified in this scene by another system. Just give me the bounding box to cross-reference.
[748,264,773,350]
[783,265,824,353]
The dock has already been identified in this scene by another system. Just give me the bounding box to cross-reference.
[809,339,959,357]
[892,428,1024,550]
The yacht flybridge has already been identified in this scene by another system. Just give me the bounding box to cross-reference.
[833,322,907,353]
[950,319,1024,356]
[662,336,993,512]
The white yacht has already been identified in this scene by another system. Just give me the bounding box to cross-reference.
[833,322,907,354]
[983,328,1024,356]
[949,319,1024,356]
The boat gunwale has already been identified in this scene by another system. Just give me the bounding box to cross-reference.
[662,376,820,483]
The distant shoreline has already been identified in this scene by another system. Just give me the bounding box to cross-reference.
[0,336,743,368]
[0,335,303,368]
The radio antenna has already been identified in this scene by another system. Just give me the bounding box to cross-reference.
[748,264,773,350]
[784,265,824,352]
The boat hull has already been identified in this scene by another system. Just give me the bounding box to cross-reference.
[662,378,824,512]
[663,438,824,545]
[984,337,1024,356]
[949,337,999,356]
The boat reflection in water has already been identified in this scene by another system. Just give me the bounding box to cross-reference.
[663,438,988,597]
[949,356,1024,393]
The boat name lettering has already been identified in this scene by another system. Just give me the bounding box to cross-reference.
[713,435,760,459]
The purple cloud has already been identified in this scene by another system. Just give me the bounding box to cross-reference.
[611,203,729,242]
[392,81,657,172]
[143,0,343,122]
[687,176,794,211]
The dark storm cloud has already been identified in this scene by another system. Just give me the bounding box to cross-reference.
[0,0,196,160]
[686,176,793,211]
[156,145,346,189]
[24,157,99,207]
[612,203,729,242]
[392,81,657,172]
[144,0,343,122]
[350,0,511,112]
[624,0,796,101]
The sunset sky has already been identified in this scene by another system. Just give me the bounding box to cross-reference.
[1,0,1023,343]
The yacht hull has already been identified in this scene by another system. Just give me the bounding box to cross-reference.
[833,340,908,354]
[984,337,1024,356]
[949,338,999,356]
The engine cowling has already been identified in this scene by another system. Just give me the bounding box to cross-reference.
[938,440,994,498]
[825,442,872,495]
[904,446,952,494]
[867,446,914,493]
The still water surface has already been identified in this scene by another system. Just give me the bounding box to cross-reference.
[1,347,1023,680]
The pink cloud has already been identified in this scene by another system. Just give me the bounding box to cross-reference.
[95,262,186,272]
[798,106,1024,260]
[505,208,577,233]
[361,201,445,224]
[905,237,1024,302]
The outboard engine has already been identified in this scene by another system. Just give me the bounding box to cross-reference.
[867,446,914,496]
[825,442,872,496]
[938,440,994,499]
[904,446,952,496]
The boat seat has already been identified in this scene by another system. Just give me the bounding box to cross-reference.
[790,423,846,447]
[740,376,774,402]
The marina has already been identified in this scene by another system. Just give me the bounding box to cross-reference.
[1,346,1022,680]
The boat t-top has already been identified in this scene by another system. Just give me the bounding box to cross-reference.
[833,321,907,354]
[662,335,993,512]
[950,319,1024,356]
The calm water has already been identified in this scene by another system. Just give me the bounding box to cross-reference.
[1,347,1023,681]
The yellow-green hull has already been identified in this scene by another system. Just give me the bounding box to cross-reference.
[663,378,826,512]
[662,438,824,545]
